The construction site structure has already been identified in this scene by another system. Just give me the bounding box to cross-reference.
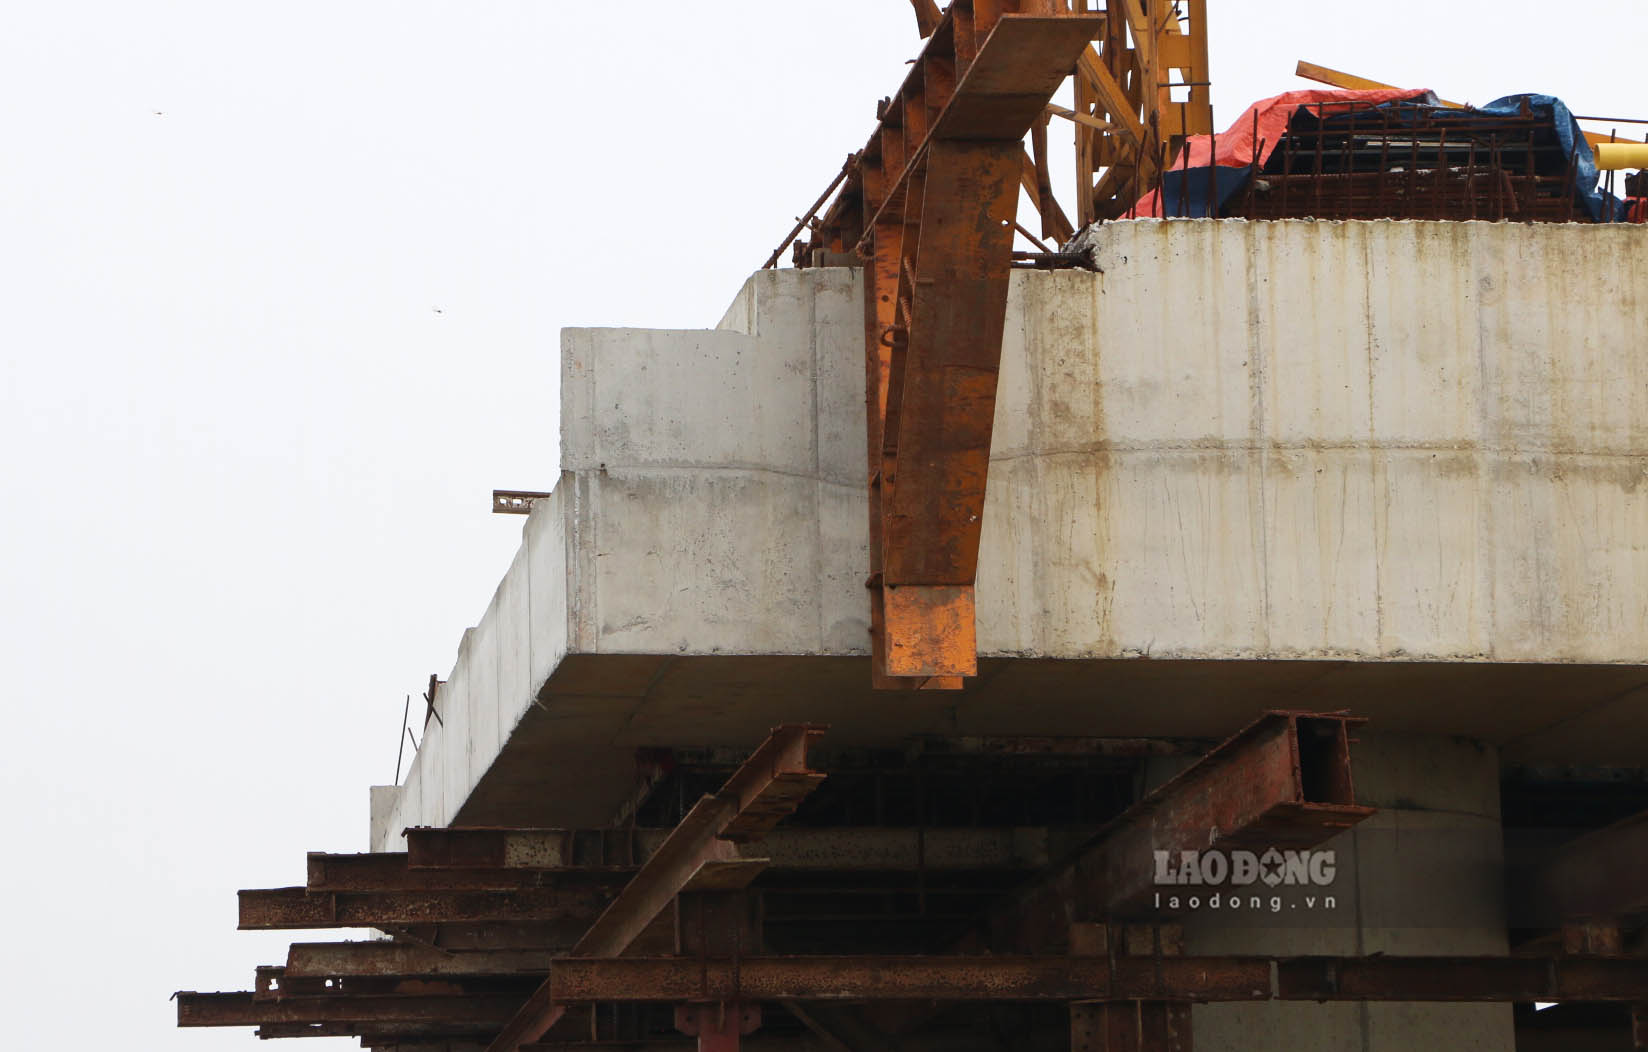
[178,2,1648,1050]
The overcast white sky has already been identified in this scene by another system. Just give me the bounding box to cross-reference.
[1,2,1643,1048]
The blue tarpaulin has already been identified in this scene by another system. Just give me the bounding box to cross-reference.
[1148,91,1629,222]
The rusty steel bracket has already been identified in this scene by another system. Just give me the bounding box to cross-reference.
[675,1001,761,1052]
[806,4,1101,688]
[976,710,1374,952]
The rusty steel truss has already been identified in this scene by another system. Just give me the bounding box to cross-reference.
[176,711,1648,1050]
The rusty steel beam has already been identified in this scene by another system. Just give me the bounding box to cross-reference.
[978,710,1373,952]
[713,725,830,843]
[486,725,828,1052]
[519,1042,834,1052]
[259,1023,495,1043]
[544,954,1648,1004]
[256,962,535,1004]
[409,825,1092,874]
[285,941,559,980]
[389,918,621,952]
[239,886,611,930]
[877,12,1101,686]
[176,990,523,1027]
[308,852,634,892]
[254,1022,367,1038]
[798,3,1099,687]
[258,1024,496,1043]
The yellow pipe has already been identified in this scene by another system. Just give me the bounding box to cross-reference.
[1593,142,1648,170]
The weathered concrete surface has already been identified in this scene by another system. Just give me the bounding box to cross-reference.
[986,220,1648,664]
[375,221,1648,846]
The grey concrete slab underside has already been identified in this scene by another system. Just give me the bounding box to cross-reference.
[375,220,1648,845]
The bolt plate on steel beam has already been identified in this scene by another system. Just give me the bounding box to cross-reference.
[492,490,553,514]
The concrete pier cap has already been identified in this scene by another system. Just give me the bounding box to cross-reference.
[362,218,1648,1052]
[377,215,1648,846]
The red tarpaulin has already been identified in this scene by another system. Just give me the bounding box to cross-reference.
[1129,87,1435,218]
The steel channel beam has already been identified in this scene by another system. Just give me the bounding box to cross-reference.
[485,725,828,1052]
[238,886,613,930]
[286,942,561,980]
[979,710,1373,951]
[255,1022,495,1042]
[544,955,1648,1004]
[176,991,524,1027]
[308,852,634,892]
[519,1042,838,1052]
[405,826,1097,874]
[390,918,613,952]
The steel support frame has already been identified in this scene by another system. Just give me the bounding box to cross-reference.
[977,710,1373,953]
[306,851,633,892]
[176,991,523,1028]
[401,824,1099,875]
[284,942,561,980]
[484,725,827,1052]
[237,885,613,930]
[543,954,1648,1004]
[809,3,1101,687]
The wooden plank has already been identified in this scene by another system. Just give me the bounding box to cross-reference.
[1294,60,1463,108]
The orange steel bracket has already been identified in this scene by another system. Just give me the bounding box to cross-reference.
[819,4,1100,689]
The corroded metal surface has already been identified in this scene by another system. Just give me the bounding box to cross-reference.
[800,4,1101,687]
[485,725,828,1052]
[237,886,613,930]
[544,954,1648,1003]
[979,711,1373,952]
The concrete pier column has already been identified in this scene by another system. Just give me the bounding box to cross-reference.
[1174,732,1513,1051]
